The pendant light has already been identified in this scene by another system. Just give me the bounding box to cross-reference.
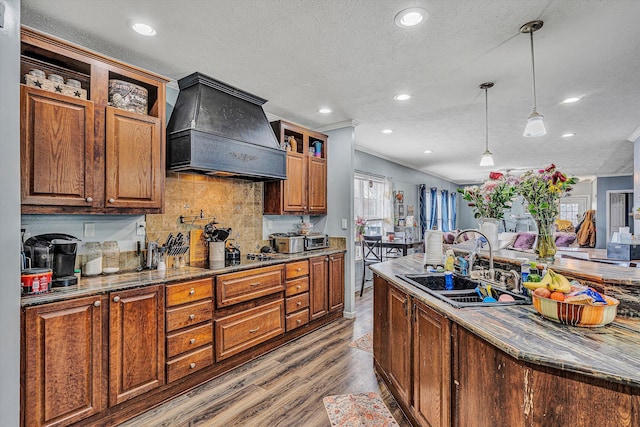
[479,82,494,167]
[521,20,547,137]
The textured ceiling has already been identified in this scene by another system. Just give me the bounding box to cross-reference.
[21,0,640,184]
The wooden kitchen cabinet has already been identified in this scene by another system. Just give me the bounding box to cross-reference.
[328,253,345,312]
[413,300,451,427]
[388,284,412,406]
[309,255,329,320]
[373,275,390,376]
[22,295,104,427]
[263,120,327,215]
[20,27,167,214]
[109,285,165,406]
[20,86,96,208]
[284,260,310,332]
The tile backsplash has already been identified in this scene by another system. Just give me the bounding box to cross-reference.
[145,172,268,260]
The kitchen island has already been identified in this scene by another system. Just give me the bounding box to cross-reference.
[371,253,640,427]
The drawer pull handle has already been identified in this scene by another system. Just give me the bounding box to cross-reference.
[108,198,115,204]
[113,296,120,303]
[86,197,93,202]
[296,285,301,289]
[190,362,196,369]
[250,282,260,287]
[94,300,101,307]
[189,288,195,295]
[189,314,195,320]
[249,327,260,333]
[189,338,196,344]
[296,267,301,271]
[297,301,302,306]
[297,319,302,324]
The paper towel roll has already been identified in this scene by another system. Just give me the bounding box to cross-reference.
[424,229,443,266]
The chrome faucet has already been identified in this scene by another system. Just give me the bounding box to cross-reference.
[453,229,494,279]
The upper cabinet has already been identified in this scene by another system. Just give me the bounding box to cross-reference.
[264,120,327,215]
[19,27,168,214]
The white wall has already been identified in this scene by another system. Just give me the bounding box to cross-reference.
[324,126,356,317]
[0,0,22,423]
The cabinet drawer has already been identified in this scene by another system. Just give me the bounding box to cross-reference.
[166,322,213,358]
[286,292,309,314]
[285,276,309,296]
[215,300,284,360]
[166,345,214,383]
[286,309,309,332]
[166,278,213,307]
[217,265,284,308]
[166,300,213,332]
[286,260,309,279]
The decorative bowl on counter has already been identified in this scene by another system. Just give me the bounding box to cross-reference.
[532,294,619,327]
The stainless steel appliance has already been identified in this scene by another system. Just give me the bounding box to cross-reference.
[304,234,329,251]
[270,233,305,254]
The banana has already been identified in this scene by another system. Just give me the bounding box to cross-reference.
[546,269,572,293]
[524,271,553,290]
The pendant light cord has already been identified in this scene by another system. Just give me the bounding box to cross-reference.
[529,29,537,112]
[485,87,489,151]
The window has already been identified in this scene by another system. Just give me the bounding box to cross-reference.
[560,196,588,226]
[354,174,385,236]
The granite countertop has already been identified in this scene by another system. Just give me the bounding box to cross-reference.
[371,253,640,388]
[21,248,346,308]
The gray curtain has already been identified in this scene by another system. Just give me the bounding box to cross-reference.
[429,187,437,230]
[441,190,450,232]
[450,192,457,230]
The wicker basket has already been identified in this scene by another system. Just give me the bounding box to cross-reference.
[108,79,148,115]
[532,294,619,327]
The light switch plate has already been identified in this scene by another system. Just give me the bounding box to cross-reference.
[267,220,273,229]
[341,219,348,229]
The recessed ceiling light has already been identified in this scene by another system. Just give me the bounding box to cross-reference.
[394,8,428,28]
[394,94,411,101]
[562,96,581,104]
[131,22,157,36]
[562,132,576,138]
[423,150,432,154]
[318,107,332,114]
[381,129,394,134]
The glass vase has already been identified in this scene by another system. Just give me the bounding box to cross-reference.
[478,217,499,249]
[535,217,557,262]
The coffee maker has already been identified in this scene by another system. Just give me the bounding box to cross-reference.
[24,233,80,287]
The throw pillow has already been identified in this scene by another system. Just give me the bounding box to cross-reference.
[555,233,576,247]
[513,233,536,250]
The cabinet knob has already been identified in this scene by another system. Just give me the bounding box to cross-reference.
[297,301,302,306]
[86,197,93,202]
[249,326,260,333]
[190,362,196,369]
[250,282,260,287]
[189,338,196,344]
[108,198,115,204]
[189,288,195,295]
[189,314,195,320]
[296,319,301,324]
[94,300,101,307]
[296,267,301,271]
[113,296,120,303]
[296,285,301,289]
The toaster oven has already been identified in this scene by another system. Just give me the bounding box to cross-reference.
[304,234,329,251]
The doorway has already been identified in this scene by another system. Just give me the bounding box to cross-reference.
[606,190,634,242]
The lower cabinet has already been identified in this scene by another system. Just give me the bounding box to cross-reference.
[387,284,412,405]
[413,300,451,427]
[328,253,345,312]
[214,300,285,360]
[23,295,104,427]
[309,255,329,320]
[109,285,165,406]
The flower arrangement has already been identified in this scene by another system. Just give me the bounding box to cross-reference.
[516,164,577,219]
[355,216,367,239]
[517,164,577,261]
[457,172,517,220]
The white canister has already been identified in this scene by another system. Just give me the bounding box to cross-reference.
[209,241,225,263]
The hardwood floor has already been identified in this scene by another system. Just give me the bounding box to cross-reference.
[120,286,411,426]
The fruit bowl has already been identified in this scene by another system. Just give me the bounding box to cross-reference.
[532,294,619,327]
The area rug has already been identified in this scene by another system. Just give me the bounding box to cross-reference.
[348,332,373,353]
[323,392,399,427]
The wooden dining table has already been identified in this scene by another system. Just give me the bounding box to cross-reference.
[380,237,424,256]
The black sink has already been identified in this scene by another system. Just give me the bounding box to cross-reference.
[397,273,531,309]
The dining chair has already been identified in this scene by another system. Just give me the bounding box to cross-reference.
[361,235,383,297]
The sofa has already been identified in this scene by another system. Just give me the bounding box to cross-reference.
[443,229,578,252]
